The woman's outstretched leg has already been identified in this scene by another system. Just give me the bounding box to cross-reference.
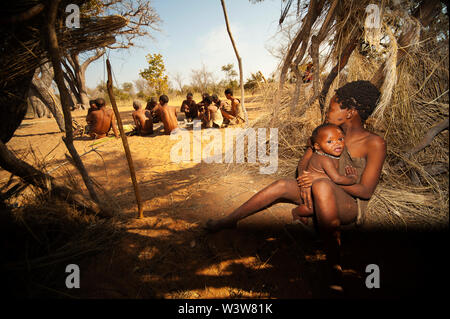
[205,178,302,232]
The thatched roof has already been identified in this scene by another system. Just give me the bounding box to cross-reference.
[0,1,127,143]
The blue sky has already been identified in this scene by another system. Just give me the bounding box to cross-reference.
[85,0,283,90]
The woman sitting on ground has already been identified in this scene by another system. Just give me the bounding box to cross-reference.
[205,80,386,292]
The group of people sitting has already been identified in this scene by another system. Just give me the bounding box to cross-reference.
[180,88,245,129]
[78,88,245,140]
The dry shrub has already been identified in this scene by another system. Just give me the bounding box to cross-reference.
[251,13,448,230]
[1,155,124,297]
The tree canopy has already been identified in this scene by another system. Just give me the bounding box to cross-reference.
[139,53,169,96]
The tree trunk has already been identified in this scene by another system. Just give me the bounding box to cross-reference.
[0,73,34,143]
[0,139,107,217]
[46,0,100,204]
[76,66,90,108]
[371,0,440,88]
[28,93,47,118]
[290,67,303,112]
[406,118,449,157]
[220,0,248,125]
[29,64,66,131]
[318,35,358,115]
[66,49,105,110]
[276,0,325,119]
[62,59,82,106]
[309,0,339,98]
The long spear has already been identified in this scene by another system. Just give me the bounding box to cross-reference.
[106,59,144,219]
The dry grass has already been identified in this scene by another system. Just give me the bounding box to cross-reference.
[248,20,449,231]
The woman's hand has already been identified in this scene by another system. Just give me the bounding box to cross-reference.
[345,165,357,177]
[297,170,328,188]
[299,185,313,209]
[297,171,315,209]
[297,171,312,188]
[297,170,329,209]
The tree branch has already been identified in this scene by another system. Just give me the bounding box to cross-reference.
[220,0,248,125]
[371,0,441,88]
[318,33,358,114]
[276,0,325,119]
[81,49,105,74]
[406,118,449,157]
[0,139,107,217]
[0,3,44,24]
[46,0,100,205]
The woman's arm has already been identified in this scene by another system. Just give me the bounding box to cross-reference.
[296,147,313,177]
[340,136,386,199]
[321,158,357,185]
[296,147,314,208]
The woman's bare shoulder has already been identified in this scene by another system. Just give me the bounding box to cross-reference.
[367,132,386,149]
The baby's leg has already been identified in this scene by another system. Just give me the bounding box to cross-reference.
[291,205,314,225]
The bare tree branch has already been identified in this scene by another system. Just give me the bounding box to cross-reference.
[406,118,449,157]
[47,0,100,205]
[0,3,44,24]
[220,0,248,125]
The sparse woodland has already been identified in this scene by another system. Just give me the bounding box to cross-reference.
[0,0,448,298]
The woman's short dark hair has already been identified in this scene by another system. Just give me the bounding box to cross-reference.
[334,80,380,122]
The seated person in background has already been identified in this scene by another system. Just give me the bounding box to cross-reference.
[85,98,119,139]
[221,88,245,125]
[180,92,198,122]
[199,95,223,129]
[197,92,211,114]
[132,100,153,136]
[146,97,161,123]
[152,95,178,135]
[291,123,357,223]
[73,99,98,136]
[302,62,314,83]
[211,94,228,110]
[87,99,98,115]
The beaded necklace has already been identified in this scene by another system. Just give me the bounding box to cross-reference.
[315,150,340,160]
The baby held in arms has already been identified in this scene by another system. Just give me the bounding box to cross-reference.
[292,123,358,221]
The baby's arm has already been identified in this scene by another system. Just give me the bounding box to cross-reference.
[321,157,357,185]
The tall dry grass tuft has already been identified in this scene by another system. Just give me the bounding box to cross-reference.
[1,148,124,297]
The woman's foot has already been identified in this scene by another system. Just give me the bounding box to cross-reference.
[204,218,237,233]
[291,207,311,225]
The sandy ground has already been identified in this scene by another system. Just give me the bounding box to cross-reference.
[2,96,448,299]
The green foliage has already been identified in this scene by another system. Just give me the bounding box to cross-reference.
[244,72,264,91]
[122,82,133,92]
[94,80,131,102]
[221,63,238,90]
[139,53,169,96]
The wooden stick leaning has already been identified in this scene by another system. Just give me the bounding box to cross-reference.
[220,0,248,126]
[106,59,144,219]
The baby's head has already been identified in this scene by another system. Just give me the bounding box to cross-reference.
[310,123,345,157]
